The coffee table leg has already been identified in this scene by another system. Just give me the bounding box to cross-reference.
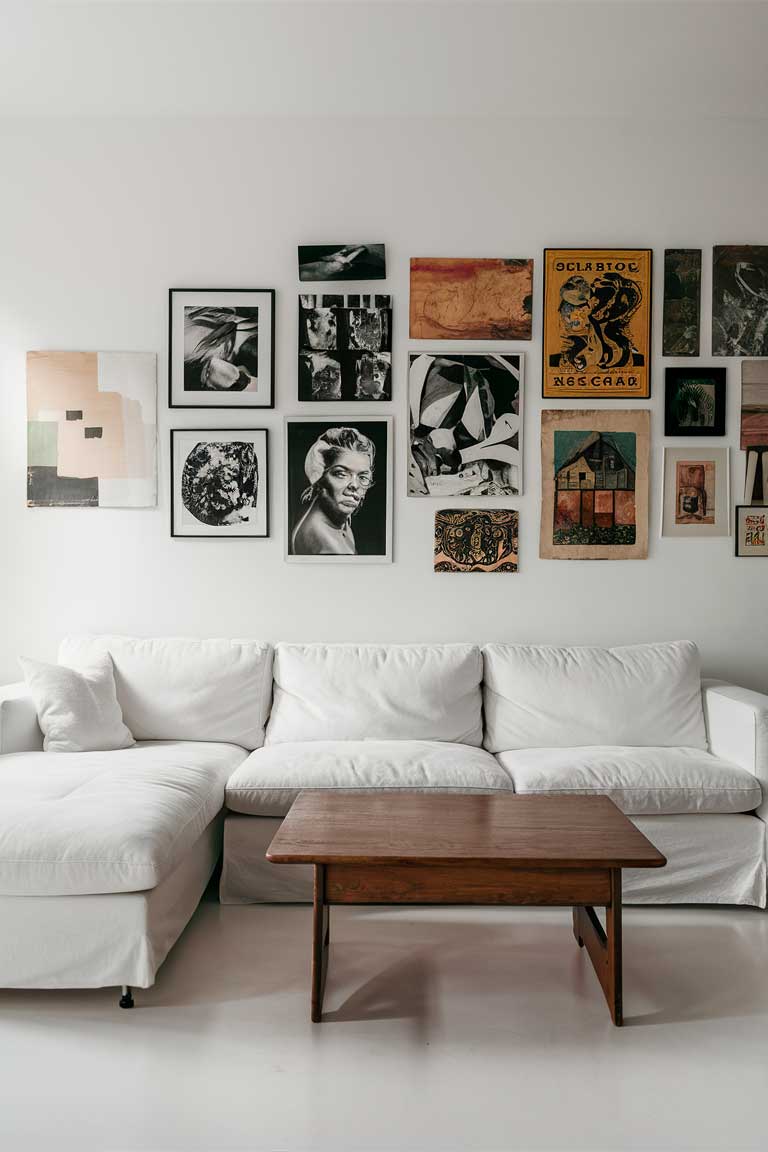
[311,864,330,1023]
[573,869,623,1026]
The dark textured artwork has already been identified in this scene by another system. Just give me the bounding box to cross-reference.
[299,294,392,400]
[181,442,258,526]
[664,367,726,436]
[662,249,701,356]
[434,509,519,573]
[298,245,386,282]
[712,246,768,356]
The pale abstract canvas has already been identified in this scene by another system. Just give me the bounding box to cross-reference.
[27,351,157,507]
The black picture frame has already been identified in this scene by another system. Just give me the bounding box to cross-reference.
[170,428,270,538]
[168,288,276,410]
[735,505,768,557]
[664,367,726,436]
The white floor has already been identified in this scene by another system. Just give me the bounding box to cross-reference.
[2,900,768,1152]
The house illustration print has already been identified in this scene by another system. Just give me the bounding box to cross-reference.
[553,430,637,546]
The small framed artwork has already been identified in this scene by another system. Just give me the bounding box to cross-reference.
[408,352,523,496]
[298,293,391,400]
[664,367,726,436]
[434,510,519,573]
[410,258,533,340]
[542,249,652,399]
[713,246,768,356]
[171,429,269,538]
[285,416,392,563]
[661,446,730,538]
[735,506,768,557]
[169,289,275,409]
[298,244,386,282]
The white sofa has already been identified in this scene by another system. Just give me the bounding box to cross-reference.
[1,636,767,1001]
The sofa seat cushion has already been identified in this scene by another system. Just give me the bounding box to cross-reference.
[265,644,483,746]
[496,746,761,815]
[0,740,248,896]
[226,740,512,817]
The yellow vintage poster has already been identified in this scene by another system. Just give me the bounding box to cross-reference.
[542,249,652,399]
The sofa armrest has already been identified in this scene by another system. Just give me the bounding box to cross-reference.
[0,682,43,754]
[703,680,768,821]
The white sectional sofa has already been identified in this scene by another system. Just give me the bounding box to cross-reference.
[1,635,767,1001]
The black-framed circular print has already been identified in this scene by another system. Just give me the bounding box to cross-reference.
[169,289,275,409]
[171,429,269,538]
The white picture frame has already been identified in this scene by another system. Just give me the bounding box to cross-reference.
[661,446,730,538]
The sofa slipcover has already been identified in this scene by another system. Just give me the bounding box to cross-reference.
[59,635,273,750]
[226,740,509,817]
[0,740,247,895]
[483,641,707,752]
[496,746,761,815]
[265,643,483,746]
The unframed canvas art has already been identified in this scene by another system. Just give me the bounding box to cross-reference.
[27,351,157,507]
[409,258,533,340]
[540,409,649,560]
[662,249,701,356]
[542,249,652,399]
[298,294,391,400]
[434,509,518,573]
[741,360,768,448]
[408,353,523,496]
[712,246,768,356]
[298,245,386,282]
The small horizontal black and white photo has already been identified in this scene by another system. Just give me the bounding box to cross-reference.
[298,244,386,282]
[171,429,269,537]
[298,294,392,401]
[169,289,275,408]
[285,417,392,563]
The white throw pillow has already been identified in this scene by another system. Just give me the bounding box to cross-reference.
[19,654,135,753]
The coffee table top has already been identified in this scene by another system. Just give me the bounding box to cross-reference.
[266,792,666,869]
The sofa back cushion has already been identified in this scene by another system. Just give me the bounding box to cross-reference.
[58,635,273,750]
[482,641,707,753]
[265,643,483,746]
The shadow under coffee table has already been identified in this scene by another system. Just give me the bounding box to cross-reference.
[266,792,666,1027]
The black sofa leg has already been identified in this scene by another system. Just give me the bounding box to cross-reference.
[119,985,134,1009]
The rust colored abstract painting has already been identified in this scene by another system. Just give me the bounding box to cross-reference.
[409,258,533,340]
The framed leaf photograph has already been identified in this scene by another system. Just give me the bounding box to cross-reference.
[664,367,726,436]
[169,289,275,409]
[542,249,652,399]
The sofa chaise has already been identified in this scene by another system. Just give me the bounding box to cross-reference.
[1,635,766,1002]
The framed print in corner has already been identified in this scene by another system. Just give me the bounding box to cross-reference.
[735,506,768,557]
[540,408,650,560]
[661,446,730,538]
[408,352,523,496]
[542,249,652,399]
[169,289,275,408]
[285,416,392,563]
[664,367,726,436]
[171,429,269,538]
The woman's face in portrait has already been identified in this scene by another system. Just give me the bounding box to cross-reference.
[318,449,373,519]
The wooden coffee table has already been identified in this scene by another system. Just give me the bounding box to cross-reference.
[266,792,666,1027]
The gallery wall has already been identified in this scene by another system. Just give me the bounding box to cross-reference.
[1,4,767,689]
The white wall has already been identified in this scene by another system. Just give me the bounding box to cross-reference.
[1,6,767,689]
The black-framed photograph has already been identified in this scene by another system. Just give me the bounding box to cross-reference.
[664,367,726,436]
[735,505,768,557]
[171,429,269,538]
[285,416,392,563]
[169,289,275,409]
[298,293,392,401]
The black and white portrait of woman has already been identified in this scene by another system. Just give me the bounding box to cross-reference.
[286,418,392,562]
